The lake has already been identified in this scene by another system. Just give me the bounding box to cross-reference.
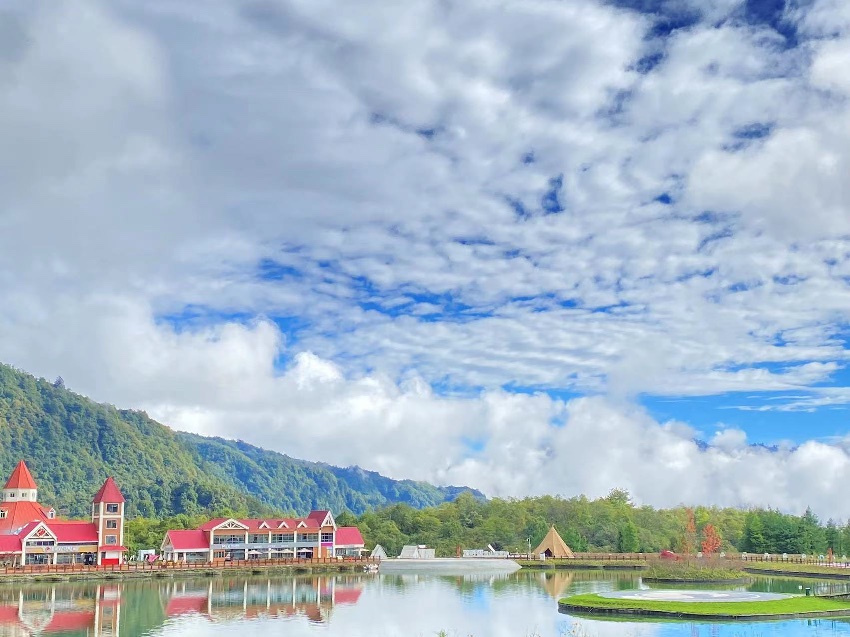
[4,569,850,636]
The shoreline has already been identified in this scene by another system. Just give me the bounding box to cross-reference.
[0,560,375,584]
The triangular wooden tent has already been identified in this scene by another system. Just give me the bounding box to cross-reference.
[370,544,387,559]
[533,525,574,558]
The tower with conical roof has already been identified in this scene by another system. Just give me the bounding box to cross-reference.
[3,461,39,503]
[92,477,126,566]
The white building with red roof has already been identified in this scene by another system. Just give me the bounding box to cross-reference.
[0,461,126,566]
[160,509,366,563]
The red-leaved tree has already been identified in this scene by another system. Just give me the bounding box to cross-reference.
[701,524,721,555]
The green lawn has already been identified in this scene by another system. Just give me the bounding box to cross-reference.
[743,562,850,576]
[559,593,850,617]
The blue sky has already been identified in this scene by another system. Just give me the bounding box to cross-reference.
[4,0,850,516]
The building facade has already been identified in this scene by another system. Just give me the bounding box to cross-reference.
[0,461,126,566]
[161,510,365,563]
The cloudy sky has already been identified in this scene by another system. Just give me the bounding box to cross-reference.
[3,0,850,517]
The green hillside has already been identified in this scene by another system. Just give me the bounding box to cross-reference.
[0,363,481,518]
[180,433,485,514]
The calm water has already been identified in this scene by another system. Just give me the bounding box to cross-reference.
[3,569,850,636]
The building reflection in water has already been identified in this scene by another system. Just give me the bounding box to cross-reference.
[0,575,364,636]
[0,583,120,637]
[163,576,364,625]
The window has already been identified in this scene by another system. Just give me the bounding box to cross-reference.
[0,511,6,519]
[47,510,55,519]
[321,533,334,543]
[271,533,294,543]
[249,534,267,544]
[298,533,319,543]
[213,534,244,545]
[8,493,13,498]
[106,504,119,514]
[106,520,118,529]
[105,535,117,545]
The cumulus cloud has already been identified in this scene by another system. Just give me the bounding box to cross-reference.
[3,0,850,518]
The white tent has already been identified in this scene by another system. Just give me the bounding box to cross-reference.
[370,544,388,559]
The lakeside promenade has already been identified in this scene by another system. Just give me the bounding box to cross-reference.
[0,556,378,582]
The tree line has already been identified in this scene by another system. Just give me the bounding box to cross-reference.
[334,490,848,558]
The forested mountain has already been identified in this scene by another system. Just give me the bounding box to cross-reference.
[0,363,480,518]
[180,433,483,514]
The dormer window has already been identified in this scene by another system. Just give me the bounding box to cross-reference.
[47,510,55,519]
[0,510,6,519]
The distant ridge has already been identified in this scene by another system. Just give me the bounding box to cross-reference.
[0,363,483,518]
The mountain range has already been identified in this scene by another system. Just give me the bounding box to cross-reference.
[0,363,482,518]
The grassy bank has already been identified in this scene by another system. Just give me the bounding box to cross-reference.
[559,593,850,619]
[516,559,646,570]
[743,562,850,577]
[642,560,747,582]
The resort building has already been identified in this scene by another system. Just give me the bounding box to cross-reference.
[160,510,365,563]
[0,461,127,566]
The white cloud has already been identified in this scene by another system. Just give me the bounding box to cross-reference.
[3,0,850,518]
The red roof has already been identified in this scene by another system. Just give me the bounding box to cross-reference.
[92,477,125,503]
[308,510,331,525]
[0,501,51,534]
[166,530,209,551]
[50,522,99,543]
[335,527,364,547]
[4,461,37,490]
[0,535,21,553]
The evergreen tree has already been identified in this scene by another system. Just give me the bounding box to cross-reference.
[617,519,639,553]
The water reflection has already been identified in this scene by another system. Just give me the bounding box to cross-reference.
[0,571,846,636]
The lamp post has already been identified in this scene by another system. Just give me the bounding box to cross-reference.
[527,538,531,558]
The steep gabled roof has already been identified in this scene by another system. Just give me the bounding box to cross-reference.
[92,477,125,503]
[308,510,335,527]
[532,525,574,559]
[0,501,51,534]
[4,461,37,490]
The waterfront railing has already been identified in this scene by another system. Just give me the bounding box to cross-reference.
[0,556,377,576]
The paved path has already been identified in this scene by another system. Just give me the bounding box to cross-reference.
[598,589,793,602]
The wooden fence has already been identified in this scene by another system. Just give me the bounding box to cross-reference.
[0,556,376,576]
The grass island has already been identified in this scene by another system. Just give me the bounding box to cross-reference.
[641,561,749,584]
[558,590,850,621]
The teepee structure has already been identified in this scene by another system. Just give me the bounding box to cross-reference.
[533,525,574,559]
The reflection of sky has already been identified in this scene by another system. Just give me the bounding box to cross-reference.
[149,573,850,637]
